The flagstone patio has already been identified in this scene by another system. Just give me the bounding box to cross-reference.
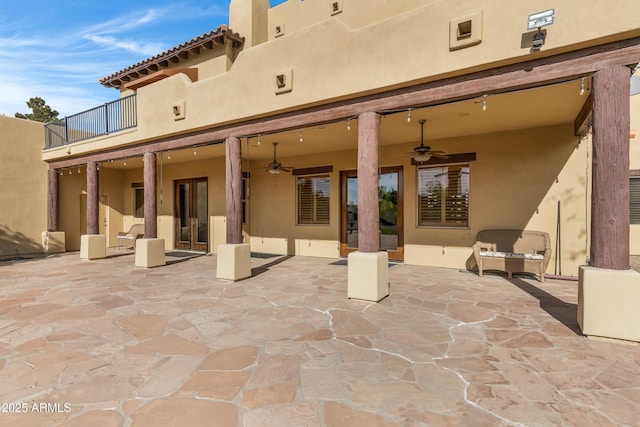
[0,250,638,426]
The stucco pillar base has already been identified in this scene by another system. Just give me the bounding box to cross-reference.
[135,238,166,268]
[348,251,389,302]
[216,244,251,281]
[42,232,65,254]
[578,266,640,343]
[80,235,106,260]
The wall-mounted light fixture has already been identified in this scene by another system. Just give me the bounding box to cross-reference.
[580,78,586,95]
[527,9,554,52]
[527,9,554,30]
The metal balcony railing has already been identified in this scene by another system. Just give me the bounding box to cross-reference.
[44,94,137,149]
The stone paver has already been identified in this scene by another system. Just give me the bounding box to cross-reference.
[0,251,639,426]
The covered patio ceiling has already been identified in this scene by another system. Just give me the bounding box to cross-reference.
[101,78,588,170]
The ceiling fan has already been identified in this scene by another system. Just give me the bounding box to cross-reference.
[266,142,293,174]
[406,119,449,162]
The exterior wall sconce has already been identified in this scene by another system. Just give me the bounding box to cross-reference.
[531,29,546,51]
[527,9,554,31]
[527,9,554,52]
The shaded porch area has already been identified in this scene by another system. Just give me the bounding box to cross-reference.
[0,251,638,426]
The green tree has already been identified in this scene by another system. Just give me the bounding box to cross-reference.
[15,97,59,123]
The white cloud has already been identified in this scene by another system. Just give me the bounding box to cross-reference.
[0,1,232,117]
[83,35,166,56]
[80,9,164,37]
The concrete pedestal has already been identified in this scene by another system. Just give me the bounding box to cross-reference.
[348,251,389,302]
[578,266,640,342]
[216,244,251,281]
[42,232,65,254]
[80,235,106,260]
[135,238,166,268]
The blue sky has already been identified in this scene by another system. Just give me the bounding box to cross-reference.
[0,0,286,118]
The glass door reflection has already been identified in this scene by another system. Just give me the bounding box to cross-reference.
[340,167,403,260]
[175,178,208,251]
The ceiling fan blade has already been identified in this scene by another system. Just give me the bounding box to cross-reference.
[431,153,450,159]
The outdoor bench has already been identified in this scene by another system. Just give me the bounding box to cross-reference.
[117,224,144,249]
[473,229,551,282]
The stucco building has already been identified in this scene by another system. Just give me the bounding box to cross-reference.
[0,116,47,259]
[12,0,640,340]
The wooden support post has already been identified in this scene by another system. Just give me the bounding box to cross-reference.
[143,152,157,238]
[226,137,243,244]
[47,168,58,232]
[357,112,380,253]
[590,65,631,270]
[86,162,99,235]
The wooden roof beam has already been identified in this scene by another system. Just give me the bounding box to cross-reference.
[574,92,593,136]
[56,38,640,169]
[123,68,199,90]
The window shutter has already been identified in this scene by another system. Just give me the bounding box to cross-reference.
[134,188,144,218]
[444,166,469,225]
[314,177,330,224]
[418,167,445,226]
[631,178,640,224]
[297,175,330,225]
[418,165,469,227]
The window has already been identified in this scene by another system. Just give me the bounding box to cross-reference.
[417,164,469,227]
[297,175,330,225]
[631,177,640,224]
[134,188,144,218]
[242,177,248,224]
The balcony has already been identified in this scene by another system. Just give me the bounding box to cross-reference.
[44,94,137,149]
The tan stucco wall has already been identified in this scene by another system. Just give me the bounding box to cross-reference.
[46,0,637,272]
[230,0,269,48]
[247,123,587,274]
[404,124,588,274]
[55,122,587,273]
[114,156,227,251]
[0,117,47,258]
[58,172,85,251]
[58,168,123,251]
[43,0,640,161]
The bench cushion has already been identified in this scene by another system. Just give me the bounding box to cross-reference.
[479,251,544,260]
[473,230,551,282]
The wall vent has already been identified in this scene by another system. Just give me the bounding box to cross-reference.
[275,69,293,95]
[331,1,343,15]
[449,12,483,51]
